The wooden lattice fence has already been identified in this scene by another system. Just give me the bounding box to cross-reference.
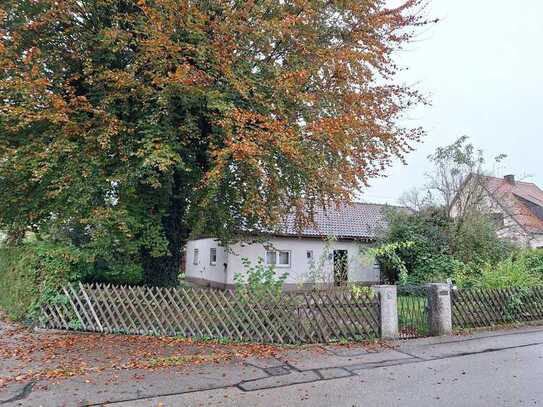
[452,287,543,329]
[40,283,381,344]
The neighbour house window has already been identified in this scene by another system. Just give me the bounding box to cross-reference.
[210,248,217,265]
[193,249,199,265]
[265,250,291,267]
[306,250,313,260]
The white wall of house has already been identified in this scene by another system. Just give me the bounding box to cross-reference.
[185,236,380,289]
[185,238,228,288]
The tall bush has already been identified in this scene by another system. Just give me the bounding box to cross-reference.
[0,242,92,321]
[519,250,543,276]
[376,207,513,284]
[466,256,542,289]
[453,250,543,289]
[450,214,514,266]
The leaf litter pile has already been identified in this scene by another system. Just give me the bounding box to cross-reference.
[0,314,281,389]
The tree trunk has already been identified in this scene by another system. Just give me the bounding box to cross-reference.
[141,175,190,287]
[141,248,180,287]
[141,208,188,287]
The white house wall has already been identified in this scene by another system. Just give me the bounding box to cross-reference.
[185,238,228,289]
[185,237,378,290]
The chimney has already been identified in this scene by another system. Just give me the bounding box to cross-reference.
[504,174,516,184]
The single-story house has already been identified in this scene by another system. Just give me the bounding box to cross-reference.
[185,202,398,290]
[451,174,543,248]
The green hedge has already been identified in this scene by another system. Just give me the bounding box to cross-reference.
[453,249,543,289]
[0,246,38,321]
[0,241,145,321]
[0,242,93,321]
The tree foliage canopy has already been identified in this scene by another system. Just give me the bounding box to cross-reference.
[0,0,431,284]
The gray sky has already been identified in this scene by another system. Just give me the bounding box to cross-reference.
[363,0,543,204]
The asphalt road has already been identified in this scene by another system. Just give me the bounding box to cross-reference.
[2,326,543,406]
[109,328,543,407]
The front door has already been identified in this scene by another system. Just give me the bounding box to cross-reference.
[333,250,348,286]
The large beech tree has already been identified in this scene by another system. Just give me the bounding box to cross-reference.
[0,0,431,285]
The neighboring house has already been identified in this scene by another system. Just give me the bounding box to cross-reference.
[185,202,398,290]
[451,174,543,248]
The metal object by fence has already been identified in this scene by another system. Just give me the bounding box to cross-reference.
[452,287,543,329]
[40,283,380,344]
[397,285,429,339]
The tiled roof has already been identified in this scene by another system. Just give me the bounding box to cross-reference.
[482,175,543,234]
[271,202,401,240]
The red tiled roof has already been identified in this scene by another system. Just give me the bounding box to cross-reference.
[481,175,543,234]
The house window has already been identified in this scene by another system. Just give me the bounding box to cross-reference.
[193,249,199,265]
[210,248,217,265]
[306,250,313,260]
[265,250,291,267]
[266,251,276,265]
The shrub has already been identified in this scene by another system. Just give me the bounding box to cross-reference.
[377,207,513,284]
[382,207,451,273]
[80,259,143,286]
[519,249,543,276]
[234,257,288,299]
[0,242,92,321]
[368,241,414,284]
[408,253,464,285]
[450,214,514,266]
[454,253,543,289]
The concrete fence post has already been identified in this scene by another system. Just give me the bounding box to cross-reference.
[372,285,398,339]
[426,283,452,336]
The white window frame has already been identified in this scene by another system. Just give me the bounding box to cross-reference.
[193,248,199,265]
[265,250,291,268]
[210,247,217,266]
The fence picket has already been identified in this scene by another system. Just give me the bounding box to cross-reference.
[62,286,87,331]
[213,290,244,341]
[303,292,329,342]
[165,288,194,336]
[78,283,103,332]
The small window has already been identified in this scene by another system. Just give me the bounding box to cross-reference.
[266,251,277,265]
[210,248,217,265]
[193,249,199,265]
[278,251,290,265]
[265,250,291,267]
[306,250,313,260]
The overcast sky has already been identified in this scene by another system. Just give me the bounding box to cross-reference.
[362,0,543,204]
